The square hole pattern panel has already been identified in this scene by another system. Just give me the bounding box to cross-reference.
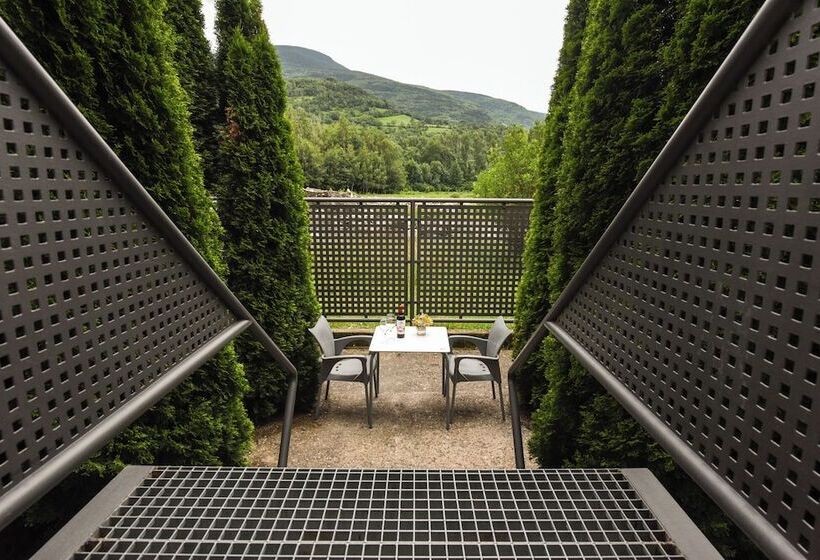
[0,62,235,496]
[73,467,688,560]
[416,203,530,319]
[308,202,409,319]
[554,1,820,557]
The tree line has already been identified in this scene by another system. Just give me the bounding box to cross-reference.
[0,0,316,554]
[514,0,766,557]
[288,105,506,193]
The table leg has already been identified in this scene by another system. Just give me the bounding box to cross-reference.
[375,352,380,398]
[441,353,448,398]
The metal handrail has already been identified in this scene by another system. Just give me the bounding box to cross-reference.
[0,322,251,530]
[0,16,301,522]
[504,1,806,559]
[506,321,549,468]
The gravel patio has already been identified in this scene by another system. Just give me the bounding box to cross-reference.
[250,348,533,469]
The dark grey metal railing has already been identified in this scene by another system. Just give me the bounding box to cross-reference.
[307,197,532,321]
[0,17,300,530]
[509,1,816,559]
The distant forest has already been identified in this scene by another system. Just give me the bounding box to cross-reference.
[278,43,548,197]
[286,77,515,194]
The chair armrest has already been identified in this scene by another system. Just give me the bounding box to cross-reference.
[448,335,488,354]
[322,354,369,366]
[321,354,371,376]
[334,335,373,354]
[450,354,501,378]
[454,354,498,367]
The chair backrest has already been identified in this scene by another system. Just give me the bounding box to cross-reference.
[308,316,335,357]
[486,317,512,357]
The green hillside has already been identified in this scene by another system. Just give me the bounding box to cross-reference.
[443,90,544,127]
[288,78,394,119]
[278,45,544,126]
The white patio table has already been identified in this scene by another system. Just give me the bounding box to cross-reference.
[368,325,451,397]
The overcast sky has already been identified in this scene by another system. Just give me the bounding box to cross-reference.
[201,1,569,113]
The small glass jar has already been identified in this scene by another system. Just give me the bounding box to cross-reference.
[417,324,426,336]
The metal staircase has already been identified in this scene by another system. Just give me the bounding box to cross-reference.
[0,0,816,558]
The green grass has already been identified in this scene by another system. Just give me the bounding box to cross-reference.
[423,125,454,135]
[376,114,418,126]
[330,320,495,334]
[362,190,476,199]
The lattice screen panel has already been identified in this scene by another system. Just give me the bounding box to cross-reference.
[552,2,819,557]
[416,202,531,319]
[308,201,409,318]
[0,60,235,497]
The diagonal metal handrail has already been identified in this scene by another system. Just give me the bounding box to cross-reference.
[506,2,805,559]
[0,17,301,527]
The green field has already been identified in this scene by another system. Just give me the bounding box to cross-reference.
[376,114,418,126]
[362,190,476,199]
[330,320,496,336]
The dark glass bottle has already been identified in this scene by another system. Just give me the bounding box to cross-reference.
[396,303,406,338]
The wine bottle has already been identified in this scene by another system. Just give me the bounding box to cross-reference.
[396,303,406,338]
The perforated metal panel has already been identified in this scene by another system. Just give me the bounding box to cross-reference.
[0,55,235,498]
[306,199,531,321]
[416,201,531,320]
[45,467,717,559]
[550,2,819,557]
[307,200,409,319]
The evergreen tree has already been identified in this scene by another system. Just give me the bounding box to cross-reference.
[165,0,219,180]
[0,0,253,466]
[562,0,766,464]
[213,0,320,421]
[529,0,678,468]
[0,0,253,543]
[513,0,589,408]
[644,0,765,171]
[520,0,766,556]
[528,0,764,472]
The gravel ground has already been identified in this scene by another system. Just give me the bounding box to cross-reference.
[250,349,533,469]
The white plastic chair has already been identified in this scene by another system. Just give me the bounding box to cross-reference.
[445,317,512,429]
[309,316,378,427]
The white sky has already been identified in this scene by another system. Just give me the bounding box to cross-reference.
[201,1,570,113]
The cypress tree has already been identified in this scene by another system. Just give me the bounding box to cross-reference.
[213,0,320,421]
[559,0,765,467]
[0,0,253,486]
[165,0,219,184]
[643,0,765,171]
[513,0,589,408]
[526,0,679,466]
[520,0,766,556]
[556,2,765,557]
[528,0,764,471]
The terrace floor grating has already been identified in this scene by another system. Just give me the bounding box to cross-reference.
[35,466,717,560]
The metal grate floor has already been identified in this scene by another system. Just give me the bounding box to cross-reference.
[36,467,719,559]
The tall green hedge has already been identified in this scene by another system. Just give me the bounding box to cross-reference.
[513,0,589,408]
[517,0,766,556]
[0,0,253,547]
[213,0,320,421]
[526,0,678,466]
[165,0,219,181]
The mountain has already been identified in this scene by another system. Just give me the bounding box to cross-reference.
[277,45,544,127]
